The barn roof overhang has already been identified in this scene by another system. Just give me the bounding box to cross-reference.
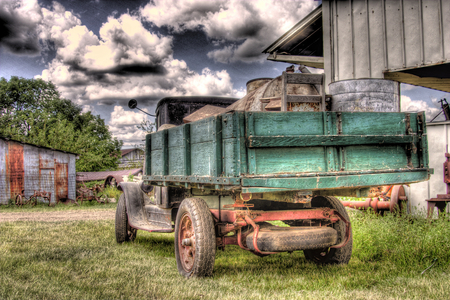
[383,63,450,93]
[262,4,324,69]
[263,3,450,93]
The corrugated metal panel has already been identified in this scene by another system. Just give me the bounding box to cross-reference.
[54,152,69,201]
[323,0,450,90]
[24,144,39,198]
[0,140,10,204]
[55,163,68,201]
[8,141,24,199]
[68,154,76,200]
[39,148,55,203]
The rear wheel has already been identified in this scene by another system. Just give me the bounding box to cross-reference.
[115,194,137,243]
[175,198,216,278]
[303,196,352,264]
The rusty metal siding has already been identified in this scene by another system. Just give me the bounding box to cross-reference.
[39,148,56,203]
[55,163,68,201]
[54,152,70,202]
[0,140,10,204]
[8,141,24,199]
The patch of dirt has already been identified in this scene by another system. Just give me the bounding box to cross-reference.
[0,209,115,222]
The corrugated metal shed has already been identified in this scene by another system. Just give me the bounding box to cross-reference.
[0,137,77,204]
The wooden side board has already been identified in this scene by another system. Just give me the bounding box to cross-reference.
[144,111,430,193]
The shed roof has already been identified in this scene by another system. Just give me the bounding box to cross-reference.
[121,148,142,156]
[0,136,79,156]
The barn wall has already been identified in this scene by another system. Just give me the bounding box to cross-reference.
[323,0,450,91]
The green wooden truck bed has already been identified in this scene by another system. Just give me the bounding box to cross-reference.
[143,111,430,194]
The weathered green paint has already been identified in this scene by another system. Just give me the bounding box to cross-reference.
[242,170,429,190]
[151,150,164,175]
[151,130,164,150]
[253,147,326,174]
[213,115,222,177]
[143,174,240,185]
[167,125,191,176]
[190,142,215,176]
[145,111,430,194]
[345,145,409,171]
[247,135,414,147]
[247,112,325,136]
[183,124,191,176]
[145,134,151,176]
[340,112,409,135]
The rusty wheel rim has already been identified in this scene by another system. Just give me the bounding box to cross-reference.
[178,212,196,272]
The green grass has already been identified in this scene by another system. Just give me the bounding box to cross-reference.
[1,210,449,299]
[0,197,118,212]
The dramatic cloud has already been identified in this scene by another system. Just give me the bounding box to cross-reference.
[401,95,441,121]
[0,0,43,54]
[36,6,239,107]
[108,106,151,147]
[140,0,319,63]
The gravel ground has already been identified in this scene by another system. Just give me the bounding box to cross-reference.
[0,209,115,222]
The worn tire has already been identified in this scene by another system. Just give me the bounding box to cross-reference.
[303,196,352,264]
[115,194,137,243]
[175,198,216,278]
[246,226,337,252]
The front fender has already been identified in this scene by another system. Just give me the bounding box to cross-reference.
[120,182,172,231]
[120,182,148,230]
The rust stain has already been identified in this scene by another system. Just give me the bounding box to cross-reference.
[55,162,68,201]
[39,153,53,169]
[8,142,24,199]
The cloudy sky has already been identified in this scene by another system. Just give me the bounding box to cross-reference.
[0,0,448,148]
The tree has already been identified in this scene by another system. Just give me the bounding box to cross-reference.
[0,76,123,172]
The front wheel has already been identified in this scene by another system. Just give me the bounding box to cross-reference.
[115,194,137,243]
[303,196,352,264]
[175,198,216,278]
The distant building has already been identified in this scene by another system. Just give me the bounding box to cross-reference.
[0,136,77,204]
[119,148,144,168]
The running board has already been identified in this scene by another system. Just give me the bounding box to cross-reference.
[120,182,173,233]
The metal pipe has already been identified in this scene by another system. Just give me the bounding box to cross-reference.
[342,185,407,213]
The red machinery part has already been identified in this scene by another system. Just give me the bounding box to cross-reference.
[341,185,407,213]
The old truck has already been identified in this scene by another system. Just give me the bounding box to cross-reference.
[116,73,431,278]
